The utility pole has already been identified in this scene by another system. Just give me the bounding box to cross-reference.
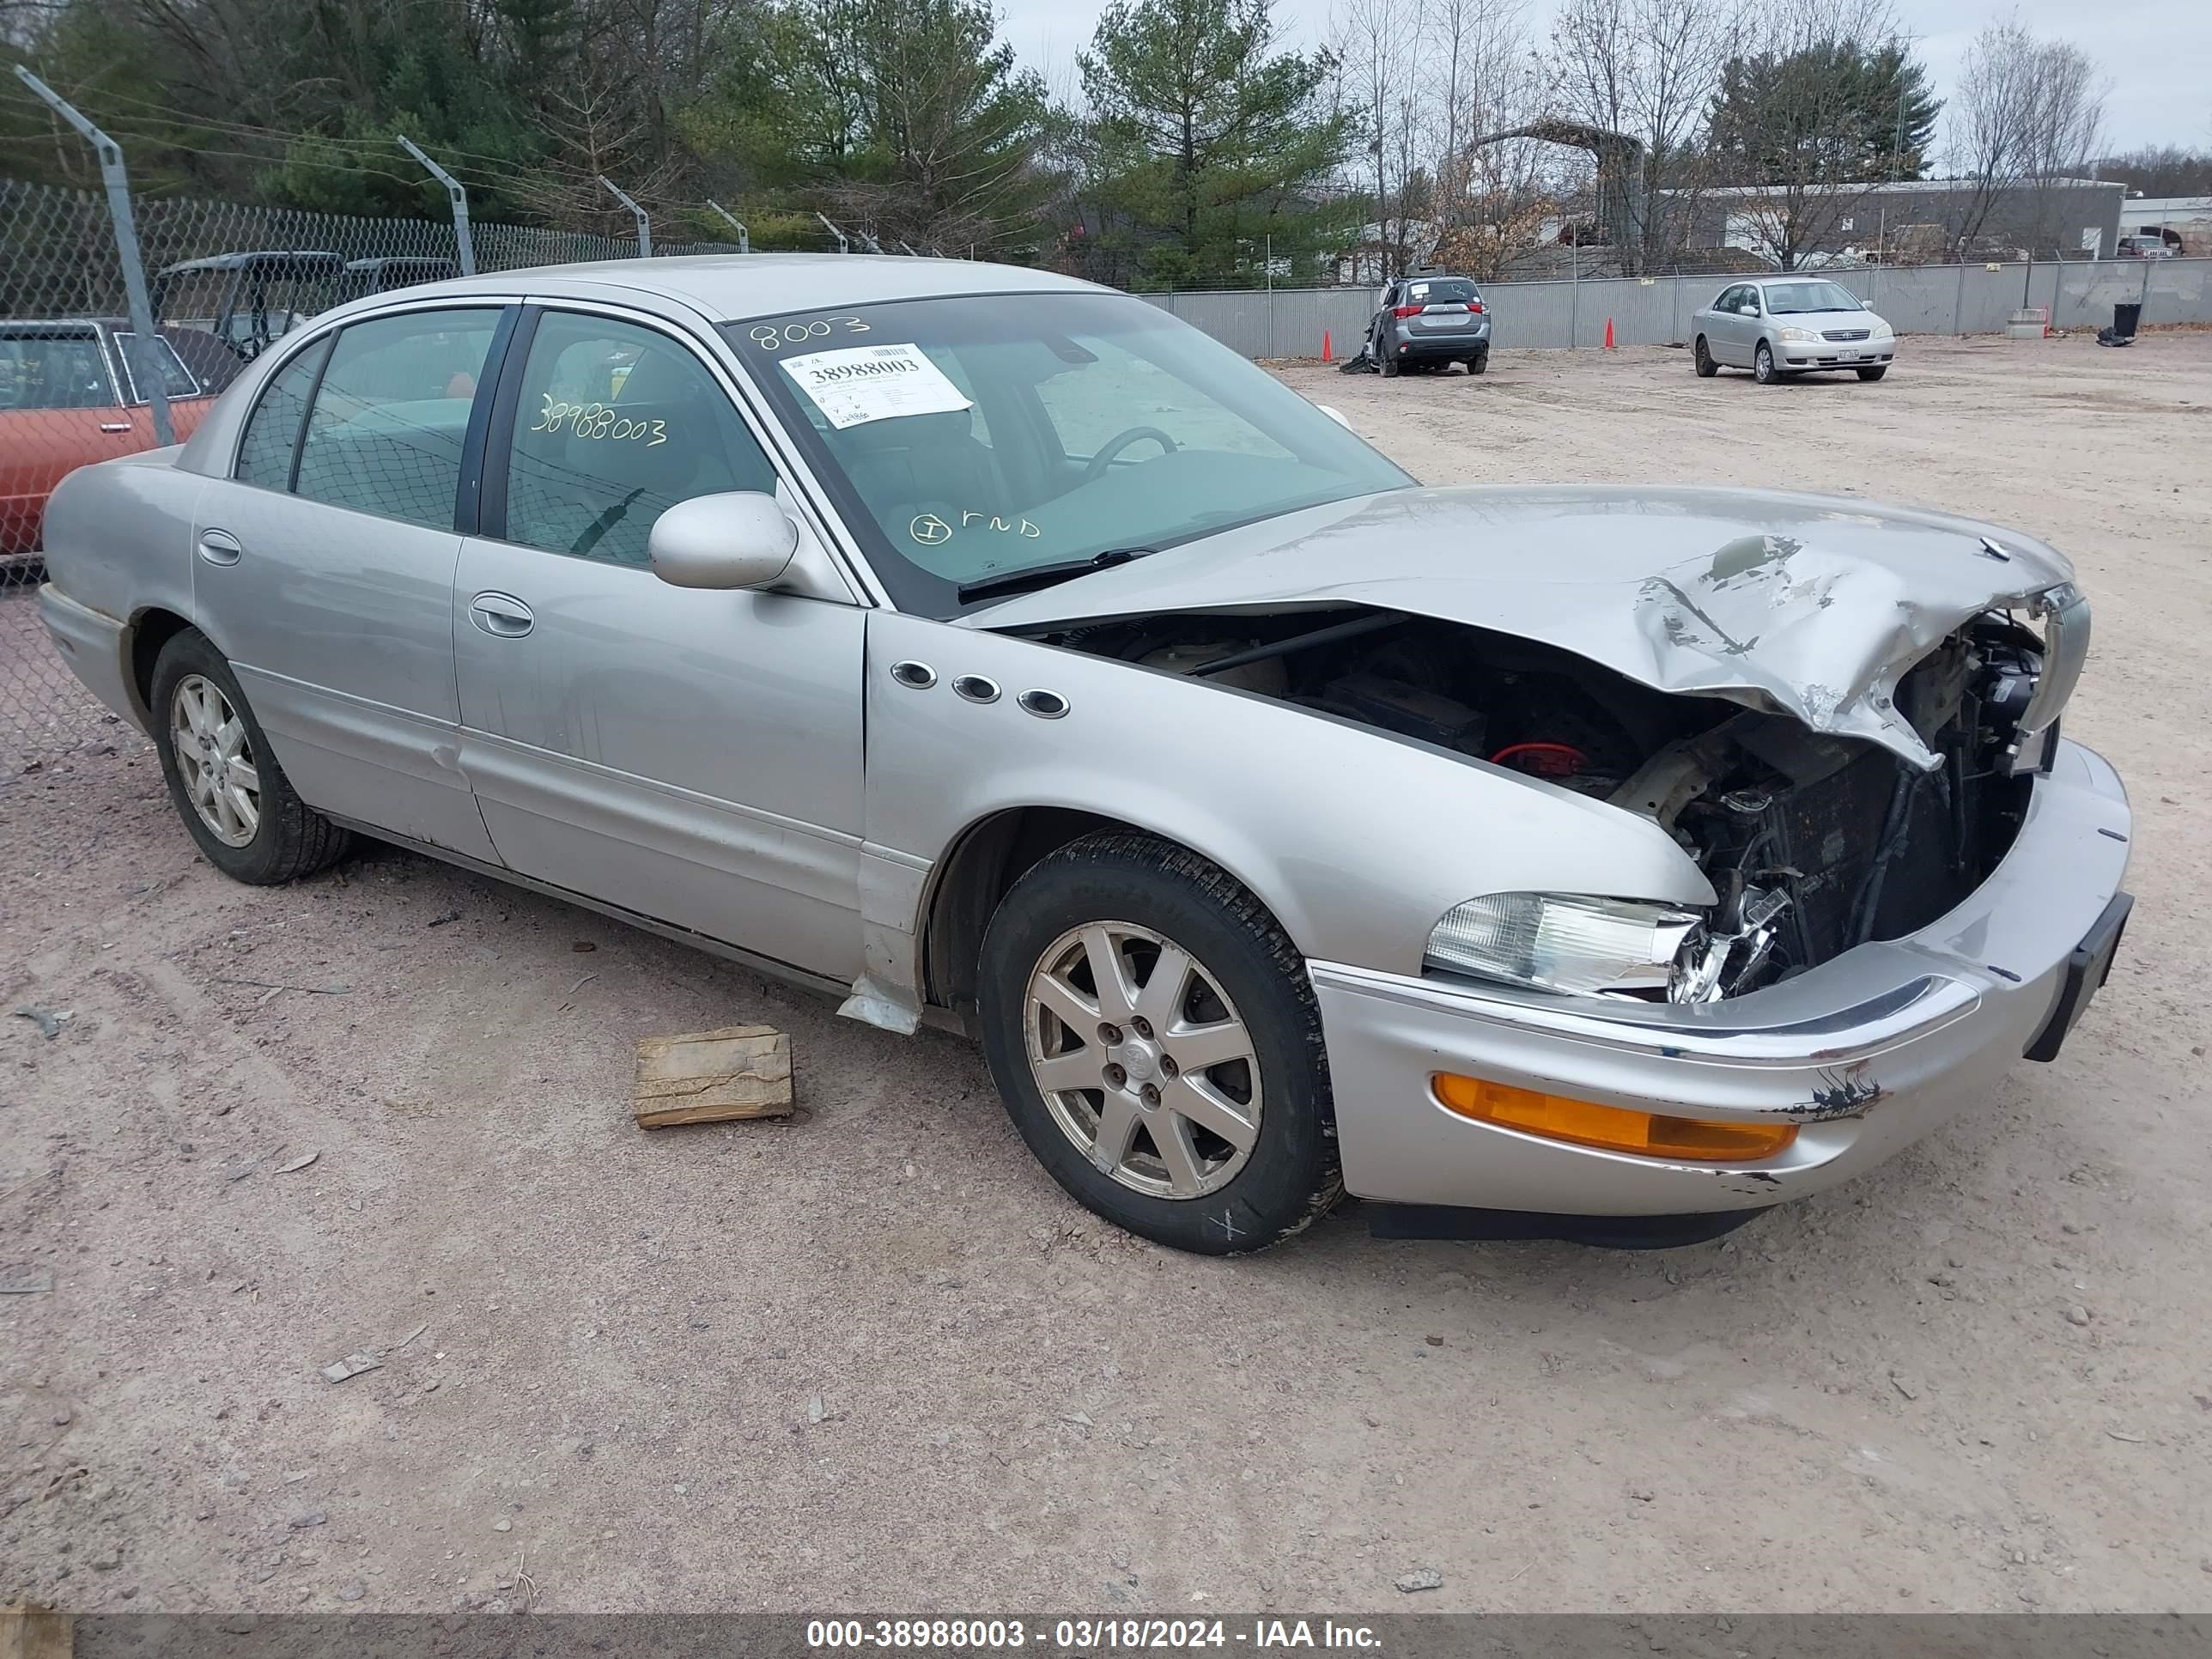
[14,66,172,444]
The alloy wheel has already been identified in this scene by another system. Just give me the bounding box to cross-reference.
[1024,921,1262,1200]
[170,674,261,847]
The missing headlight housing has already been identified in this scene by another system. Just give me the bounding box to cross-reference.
[1424,893,1706,998]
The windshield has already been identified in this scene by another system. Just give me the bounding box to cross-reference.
[726,290,1411,615]
[1762,281,1864,314]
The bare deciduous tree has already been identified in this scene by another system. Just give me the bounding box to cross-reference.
[1548,0,1738,273]
[1330,0,1429,280]
[1950,16,2108,256]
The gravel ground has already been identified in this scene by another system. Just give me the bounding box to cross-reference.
[3,331,2209,1617]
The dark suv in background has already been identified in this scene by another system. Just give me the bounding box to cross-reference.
[1364,273,1491,376]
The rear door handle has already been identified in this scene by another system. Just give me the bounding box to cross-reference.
[99,422,133,434]
[468,592,534,638]
[197,528,242,566]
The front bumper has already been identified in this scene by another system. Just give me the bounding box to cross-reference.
[1782,337,1895,368]
[1313,738,2130,1218]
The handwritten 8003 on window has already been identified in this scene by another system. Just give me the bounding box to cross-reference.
[531,397,668,447]
[748,316,872,350]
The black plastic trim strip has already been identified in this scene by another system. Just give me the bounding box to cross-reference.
[477,305,544,544]
[456,306,523,536]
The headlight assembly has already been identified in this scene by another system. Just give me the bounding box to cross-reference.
[1425,893,1706,998]
[1778,326,1818,343]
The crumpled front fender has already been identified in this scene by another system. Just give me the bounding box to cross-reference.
[862,611,1714,996]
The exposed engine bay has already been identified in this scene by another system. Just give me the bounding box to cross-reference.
[1037,606,2047,1002]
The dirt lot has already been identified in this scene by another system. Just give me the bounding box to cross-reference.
[4,333,2209,1617]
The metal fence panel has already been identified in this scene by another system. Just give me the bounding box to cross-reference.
[1141,259,2212,357]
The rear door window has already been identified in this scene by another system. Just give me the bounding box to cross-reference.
[234,337,331,489]
[112,333,202,401]
[292,308,502,529]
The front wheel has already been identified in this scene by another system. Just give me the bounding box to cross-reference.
[1753,342,1780,384]
[1856,365,1888,381]
[150,629,351,884]
[978,833,1342,1255]
[1693,337,1718,377]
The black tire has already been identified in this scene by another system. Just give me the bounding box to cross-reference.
[1379,351,1401,378]
[978,833,1341,1255]
[149,629,351,884]
[1693,336,1718,377]
[1753,341,1779,384]
[1856,365,1887,381]
[1466,351,1488,375]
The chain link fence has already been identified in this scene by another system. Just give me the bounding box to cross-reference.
[2,173,743,776]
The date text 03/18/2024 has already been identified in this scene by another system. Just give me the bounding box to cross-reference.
[805,1620,1385,1651]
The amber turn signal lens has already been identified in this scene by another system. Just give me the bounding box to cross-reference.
[1431,1074,1797,1163]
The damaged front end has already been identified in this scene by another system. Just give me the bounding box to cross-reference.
[1030,585,2078,1006]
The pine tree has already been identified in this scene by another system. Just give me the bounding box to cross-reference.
[1079,0,1352,288]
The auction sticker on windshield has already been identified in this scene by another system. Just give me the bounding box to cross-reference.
[781,342,973,429]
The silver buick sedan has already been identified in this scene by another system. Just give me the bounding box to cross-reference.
[1692,276,1899,383]
[38,257,2130,1254]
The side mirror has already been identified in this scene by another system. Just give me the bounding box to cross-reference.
[649,491,799,591]
[1315,403,1352,429]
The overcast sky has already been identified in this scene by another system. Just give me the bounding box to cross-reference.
[1000,0,2209,155]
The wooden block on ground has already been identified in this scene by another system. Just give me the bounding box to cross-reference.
[634,1025,793,1127]
[1,1604,75,1659]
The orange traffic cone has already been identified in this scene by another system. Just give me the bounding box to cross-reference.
[1603,317,1616,349]
[1322,329,1334,362]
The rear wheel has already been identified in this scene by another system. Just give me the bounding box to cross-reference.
[1856,365,1887,381]
[978,833,1341,1255]
[1753,341,1780,384]
[1694,336,1718,377]
[150,629,350,884]
[1466,351,1489,376]
[1379,351,1401,378]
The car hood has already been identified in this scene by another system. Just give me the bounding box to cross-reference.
[959,484,2078,769]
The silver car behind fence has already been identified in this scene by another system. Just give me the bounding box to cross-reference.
[35,255,2130,1254]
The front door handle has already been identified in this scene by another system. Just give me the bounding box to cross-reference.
[468,592,534,638]
[100,422,133,434]
[197,528,242,566]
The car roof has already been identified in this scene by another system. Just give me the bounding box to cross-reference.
[370,253,1113,322]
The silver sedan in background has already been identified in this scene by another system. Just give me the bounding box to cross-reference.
[37,257,2125,1255]
[1693,276,1899,384]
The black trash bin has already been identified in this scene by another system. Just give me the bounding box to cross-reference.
[2114,301,2142,338]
